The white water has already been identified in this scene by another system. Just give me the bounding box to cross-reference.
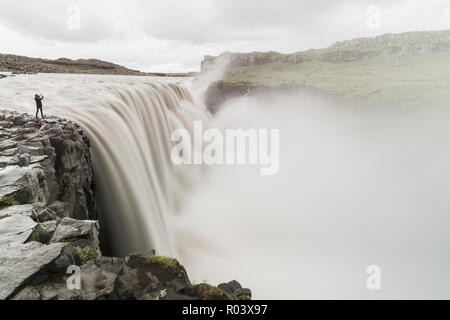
[0,73,210,256]
[1,74,450,299]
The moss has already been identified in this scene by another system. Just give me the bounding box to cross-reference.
[191,283,234,300]
[146,256,184,276]
[31,230,40,242]
[120,288,134,300]
[76,246,97,264]
[0,195,19,209]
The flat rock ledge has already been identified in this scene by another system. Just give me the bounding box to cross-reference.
[0,110,251,300]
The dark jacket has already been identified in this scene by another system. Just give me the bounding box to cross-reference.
[35,96,44,108]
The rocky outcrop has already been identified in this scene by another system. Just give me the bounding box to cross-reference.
[201,30,450,73]
[0,112,100,299]
[0,110,251,300]
[0,110,96,219]
[202,29,450,112]
[204,81,271,113]
[0,203,100,299]
[204,80,304,113]
[9,250,251,300]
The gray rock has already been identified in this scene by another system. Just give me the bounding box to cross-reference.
[39,220,57,234]
[0,165,46,203]
[48,201,69,218]
[218,280,252,299]
[0,147,17,156]
[115,266,160,300]
[29,224,51,244]
[0,242,66,299]
[0,140,17,152]
[0,155,18,166]
[0,110,97,220]
[218,280,242,294]
[35,262,117,300]
[11,285,40,300]
[29,155,48,164]
[17,144,44,157]
[235,288,252,298]
[0,215,37,246]
[0,204,36,219]
[35,206,57,222]
[37,282,73,300]
[79,262,117,300]
[94,256,125,274]
[50,217,99,245]
[49,245,81,271]
[17,153,30,166]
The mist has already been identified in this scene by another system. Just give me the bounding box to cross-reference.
[175,92,450,299]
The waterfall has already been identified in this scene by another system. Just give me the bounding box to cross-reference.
[4,74,450,298]
[63,82,210,256]
[0,74,210,257]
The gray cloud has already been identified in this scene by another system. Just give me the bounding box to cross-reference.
[0,0,449,71]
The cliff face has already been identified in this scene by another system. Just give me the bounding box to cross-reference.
[0,111,99,299]
[202,29,450,111]
[0,111,96,219]
[201,29,450,73]
[0,110,251,300]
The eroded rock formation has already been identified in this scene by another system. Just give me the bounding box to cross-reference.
[0,110,251,300]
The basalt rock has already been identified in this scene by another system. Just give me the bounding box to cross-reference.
[0,110,96,219]
[0,202,99,299]
[0,109,251,300]
[204,81,271,114]
[204,80,301,113]
[10,252,252,300]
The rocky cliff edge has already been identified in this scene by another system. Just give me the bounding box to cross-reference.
[0,110,251,300]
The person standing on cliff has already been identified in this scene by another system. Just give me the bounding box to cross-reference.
[34,94,44,118]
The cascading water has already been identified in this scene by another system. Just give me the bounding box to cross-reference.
[3,73,450,299]
[0,74,210,257]
[64,82,211,256]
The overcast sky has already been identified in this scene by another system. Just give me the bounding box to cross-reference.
[0,0,449,72]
